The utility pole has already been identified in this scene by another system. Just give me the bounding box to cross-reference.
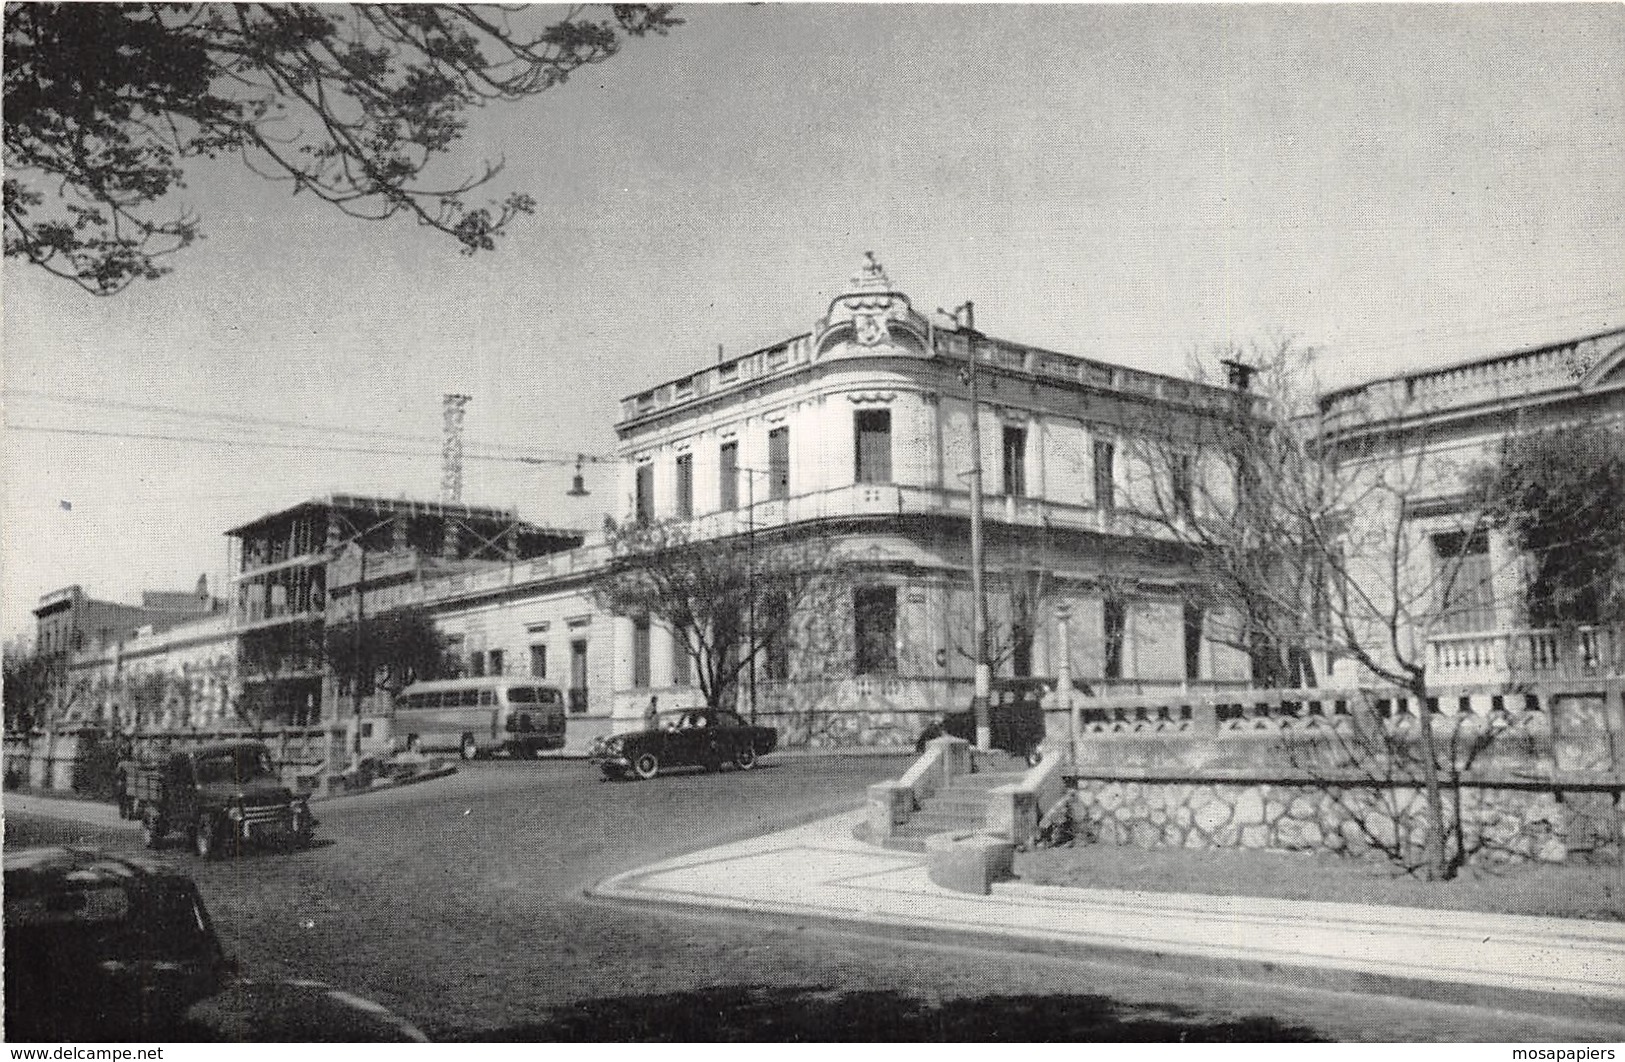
[746,469,757,724]
[351,543,366,768]
[954,301,993,751]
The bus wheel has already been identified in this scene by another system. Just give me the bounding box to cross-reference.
[460,735,478,761]
[631,752,659,780]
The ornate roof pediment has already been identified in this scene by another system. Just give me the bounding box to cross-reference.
[813,252,932,360]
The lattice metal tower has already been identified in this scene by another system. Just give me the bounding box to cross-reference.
[441,394,472,502]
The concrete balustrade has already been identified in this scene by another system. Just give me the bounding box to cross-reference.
[985,753,1068,847]
[865,735,970,840]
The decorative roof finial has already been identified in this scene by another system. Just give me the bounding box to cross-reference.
[848,251,890,293]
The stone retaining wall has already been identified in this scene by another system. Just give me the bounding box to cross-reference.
[1055,679,1625,868]
[1070,777,1618,866]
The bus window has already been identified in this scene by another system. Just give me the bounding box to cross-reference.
[479,690,495,706]
[461,689,480,707]
[537,688,560,705]
[506,687,539,704]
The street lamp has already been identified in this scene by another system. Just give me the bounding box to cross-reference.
[938,302,992,751]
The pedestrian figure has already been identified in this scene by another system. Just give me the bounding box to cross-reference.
[643,695,659,731]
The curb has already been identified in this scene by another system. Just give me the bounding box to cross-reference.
[589,872,1625,1032]
[589,813,1625,1031]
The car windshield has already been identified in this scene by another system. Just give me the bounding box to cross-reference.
[194,748,275,786]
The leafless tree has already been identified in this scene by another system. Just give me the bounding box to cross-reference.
[594,518,849,715]
[1118,337,1548,879]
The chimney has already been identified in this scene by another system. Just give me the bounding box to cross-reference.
[1221,358,1255,392]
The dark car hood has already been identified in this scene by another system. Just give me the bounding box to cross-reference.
[200,779,294,804]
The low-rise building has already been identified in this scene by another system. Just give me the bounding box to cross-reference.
[1319,325,1625,686]
[418,256,1257,751]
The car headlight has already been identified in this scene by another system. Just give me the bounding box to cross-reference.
[226,803,243,822]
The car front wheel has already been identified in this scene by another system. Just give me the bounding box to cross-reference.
[631,752,659,780]
[734,745,758,771]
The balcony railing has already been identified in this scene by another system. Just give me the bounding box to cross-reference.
[1428,626,1618,682]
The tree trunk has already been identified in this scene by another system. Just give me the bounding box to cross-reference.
[1409,675,1452,881]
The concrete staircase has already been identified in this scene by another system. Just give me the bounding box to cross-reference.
[885,750,1030,851]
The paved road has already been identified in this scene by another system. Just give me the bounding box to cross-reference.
[5,757,1612,1041]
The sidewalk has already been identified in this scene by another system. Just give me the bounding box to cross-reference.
[592,807,1625,1027]
[4,791,132,829]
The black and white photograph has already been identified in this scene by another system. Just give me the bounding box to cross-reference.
[3,1,1623,1048]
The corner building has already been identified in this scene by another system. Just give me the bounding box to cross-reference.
[420,257,1254,751]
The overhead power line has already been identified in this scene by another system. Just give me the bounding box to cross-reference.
[1,388,612,464]
[5,424,617,466]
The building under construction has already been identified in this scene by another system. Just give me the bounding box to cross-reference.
[226,494,582,725]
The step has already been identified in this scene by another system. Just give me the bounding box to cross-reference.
[920,792,994,814]
[902,810,988,833]
[949,772,1028,789]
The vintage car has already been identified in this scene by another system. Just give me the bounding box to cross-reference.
[3,846,237,1040]
[3,846,429,1043]
[588,709,778,780]
[121,740,315,858]
[914,678,1068,764]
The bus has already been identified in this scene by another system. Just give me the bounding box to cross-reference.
[393,677,566,760]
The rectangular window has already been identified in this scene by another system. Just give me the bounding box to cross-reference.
[1172,454,1193,517]
[1434,531,1495,634]
[719,442,739,510]
[763,592,790,680]
[854,410,892,485]
[854,586,898,675]
[671,630,691,685]
[1011,621,1033,678]
[488,649,504,677]
[768,427,790,500]
[469,651,486,677]
[1103,599,1126,680]
[569,639,589,714]
[1094,440,1115,510]
[632,617,651,688]
[1183,603,1204,681]
[675,453,693,519]
[635,464,655,523]
[764,632,790,681]
[1002,425,1027,497]
[529,644,547,679]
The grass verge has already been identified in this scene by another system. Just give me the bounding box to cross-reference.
[1016,843,1625,922]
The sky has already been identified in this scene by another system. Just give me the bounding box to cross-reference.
[4,3,1623,644]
